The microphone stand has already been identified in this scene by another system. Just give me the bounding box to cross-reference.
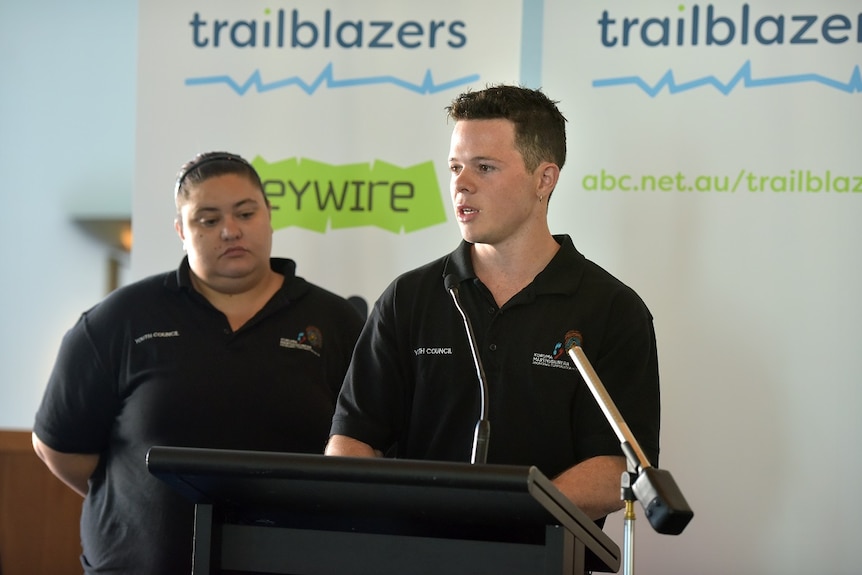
[564,331,693,575]
[445,276,490,464]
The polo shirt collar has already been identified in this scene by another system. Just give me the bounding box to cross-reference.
[441,234,585,296]
[166,256,309,300]
[535,235,586,296]
[441,241,476,287]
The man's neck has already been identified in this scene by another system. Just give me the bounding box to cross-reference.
[471,234,560,307]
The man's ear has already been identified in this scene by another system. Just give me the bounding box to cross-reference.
[537,162,560,196]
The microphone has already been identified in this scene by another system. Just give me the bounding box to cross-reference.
[564,330,650,470]
[444,274,490,464]
[564,330,693,535]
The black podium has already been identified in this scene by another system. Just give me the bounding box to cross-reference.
[147,446,620,575]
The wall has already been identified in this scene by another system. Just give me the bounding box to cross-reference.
[0,2,137,428]
[0,4,134,567]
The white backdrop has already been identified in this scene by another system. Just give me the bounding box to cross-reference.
[134,1,862,573]
[541,2,862,573]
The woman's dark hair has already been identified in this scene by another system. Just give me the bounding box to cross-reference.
[174,151,265,204]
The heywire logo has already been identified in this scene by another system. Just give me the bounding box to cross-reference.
[251,156,447,233]
[598,4,862,47]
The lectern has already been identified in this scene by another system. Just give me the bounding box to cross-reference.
[147,446,620,575]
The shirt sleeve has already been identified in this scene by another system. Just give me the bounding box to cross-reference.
[329,283,410,453]
[572,286,661,467]
[33,312,121,454]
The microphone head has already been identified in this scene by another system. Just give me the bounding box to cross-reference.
[564,330,583,351]
[443,274,460,292]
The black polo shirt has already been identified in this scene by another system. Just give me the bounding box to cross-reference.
[331,235,660,479]
[35,257,364,575]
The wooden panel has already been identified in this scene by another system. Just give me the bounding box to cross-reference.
[0,430,82,575]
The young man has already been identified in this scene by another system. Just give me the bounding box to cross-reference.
[326,86,660,522]
[33,152,365,574]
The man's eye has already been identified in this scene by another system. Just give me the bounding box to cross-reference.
[450,165,462,174]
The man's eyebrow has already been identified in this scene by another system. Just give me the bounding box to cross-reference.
[449,155,498,163]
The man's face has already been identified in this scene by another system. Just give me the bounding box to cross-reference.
[175,173,273,293]
[448,118,546,248]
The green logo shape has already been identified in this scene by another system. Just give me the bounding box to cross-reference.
[251,156,447,233]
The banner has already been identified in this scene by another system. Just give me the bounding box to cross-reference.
[541,2,861,572]
[134,0,523,303]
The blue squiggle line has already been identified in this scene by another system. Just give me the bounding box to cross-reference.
[185,62,480,96]
[593,60,862,97]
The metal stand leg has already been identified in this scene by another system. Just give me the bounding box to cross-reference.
[622,499,635,575]
[620,472,637,575]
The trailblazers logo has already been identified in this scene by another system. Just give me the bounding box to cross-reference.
[188,9,467,49]
[598,4,862,47]
[252,155,446,233]
[184,8,479,96]
[593,4,862,96]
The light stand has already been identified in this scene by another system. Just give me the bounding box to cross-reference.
[564,331,693,575]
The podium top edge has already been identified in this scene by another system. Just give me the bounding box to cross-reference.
[147,445,540,490]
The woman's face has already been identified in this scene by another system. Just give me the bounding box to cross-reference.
[174,173,273,294]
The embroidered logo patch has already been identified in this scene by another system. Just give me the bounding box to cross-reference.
[280,326,323,356]
[531,339,576,370]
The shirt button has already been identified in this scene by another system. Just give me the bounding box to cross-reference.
[489,343,497,351]
[488,307,495,314]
